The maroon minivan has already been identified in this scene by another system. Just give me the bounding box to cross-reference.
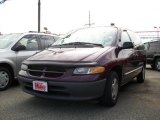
[18,26,146,107]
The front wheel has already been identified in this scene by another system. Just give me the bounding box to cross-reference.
[0,67,12,91]
[137,66,145,83]
[155,58,160,71]
[100,71,119,107]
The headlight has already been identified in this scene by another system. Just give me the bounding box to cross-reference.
[21,64,28,71]
[73,66,105,74]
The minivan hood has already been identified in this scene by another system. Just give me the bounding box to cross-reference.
[27,47,112,62]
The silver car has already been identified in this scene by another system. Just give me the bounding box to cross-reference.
[0,32,59,90]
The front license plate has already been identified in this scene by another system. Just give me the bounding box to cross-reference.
[33,81,48,92]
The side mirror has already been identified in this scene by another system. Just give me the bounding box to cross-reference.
[122,42,134,49]
[48,43,54,48]
[12,45,26,51]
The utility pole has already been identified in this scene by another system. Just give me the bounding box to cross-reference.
[38,0,41,32]
[85,11,94,27]
[88,10,91,27]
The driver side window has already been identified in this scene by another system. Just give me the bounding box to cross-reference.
[120,31,131,46]
[17,35,39,51]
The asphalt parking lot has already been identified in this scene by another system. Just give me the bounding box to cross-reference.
[0,66,160,120]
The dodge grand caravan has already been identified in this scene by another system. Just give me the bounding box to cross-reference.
[18,26,146,107]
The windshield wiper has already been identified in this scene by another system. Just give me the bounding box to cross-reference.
[81,42,104,48]
[53,42,104,48]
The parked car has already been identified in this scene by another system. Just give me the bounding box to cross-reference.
[144,39,160,71]
[18,26,146,107]
[0,32,59,90]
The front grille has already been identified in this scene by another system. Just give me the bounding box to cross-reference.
[27,65,66,78]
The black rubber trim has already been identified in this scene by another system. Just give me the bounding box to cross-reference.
[23,60,99,67]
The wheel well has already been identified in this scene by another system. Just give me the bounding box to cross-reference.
[0,63,14,78]
[110,66,122,84]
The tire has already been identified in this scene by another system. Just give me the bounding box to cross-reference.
[0,67,13,91]
[150,64,155,69]
[100,71,119,107]
[155,58,160,71]
[137,66,145,83]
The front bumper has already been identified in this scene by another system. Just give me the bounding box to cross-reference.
[18,76,106,101]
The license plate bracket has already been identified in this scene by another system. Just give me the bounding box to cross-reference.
[33,81,48,92]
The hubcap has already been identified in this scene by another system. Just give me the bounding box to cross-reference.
[143,67,145,79]
[111,78,118,100]
[156,61,160,70]
[0,71,9,88]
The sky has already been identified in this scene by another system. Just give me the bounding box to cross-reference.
[0,0,160,34]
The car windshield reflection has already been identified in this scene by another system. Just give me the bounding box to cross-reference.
[0,33,22,49]
[52,27,117,48]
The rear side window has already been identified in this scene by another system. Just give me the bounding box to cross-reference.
[144,43,149,50]
[149,42,160,51]
[40,35,56,48]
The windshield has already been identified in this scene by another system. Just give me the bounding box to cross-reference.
[53,27,117,47]
[0,33,22,49]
